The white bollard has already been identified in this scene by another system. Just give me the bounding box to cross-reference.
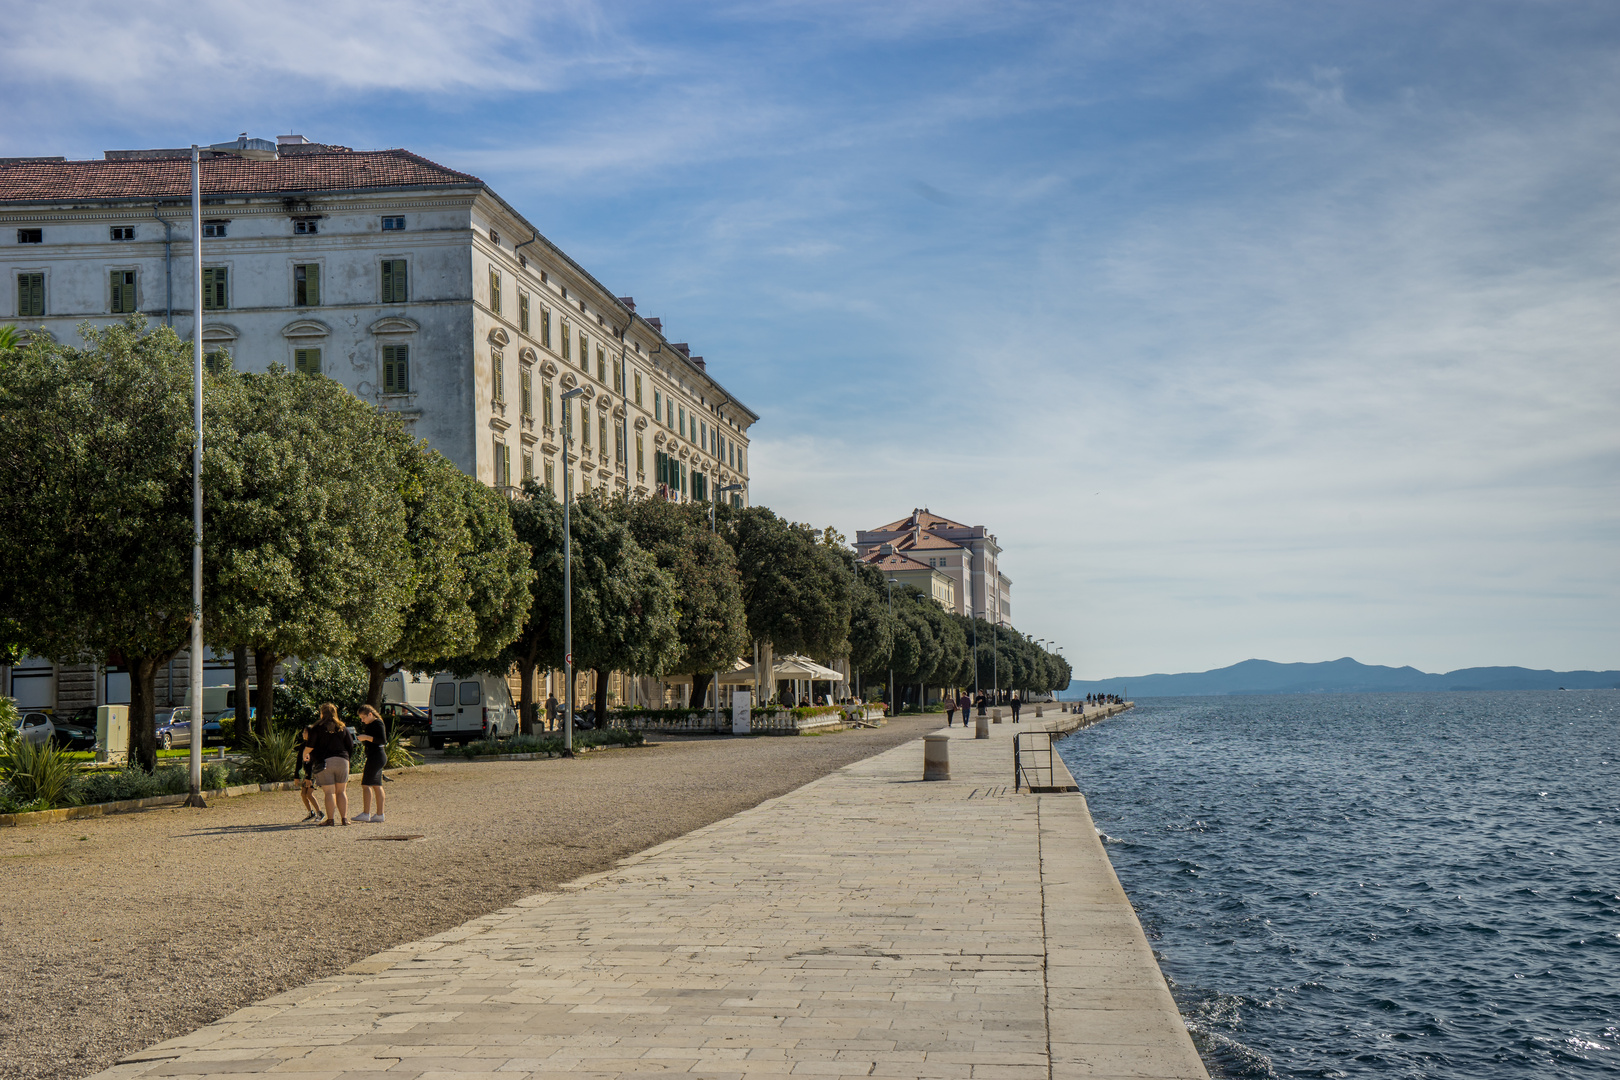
[1035,705,1043,719]
[923,732,950,780]
[975,712,990,739]
[993,707,1003,724]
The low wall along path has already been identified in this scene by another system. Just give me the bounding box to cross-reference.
[92,708,1206,1080]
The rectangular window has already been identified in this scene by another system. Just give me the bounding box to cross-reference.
[492,350,505,403]
[596,346,606,384]
[381,216,406,231]
[17,273,44,317]
[489,267,502,314]
[522,451,534,483]
[561,319,572,361]
[493,438,510,487]
[634,372,643,405]
[294,219,318,235]
[582,407,591,447]
[613,359,622,394]
[381,259,407,303]
[599,416,608,455]
[17,228,42,244]
[519,292,530,333]
[202,267,228,310]
[679,407,686,439]
[700,421,707,450]
[202,221,227,238]
[294,348,321,375]
[521,368,533,417]
[543,379,554,427]
[636,434,644,474]
[578,329,588,369]
[294,263,320,307]
[615,424,625,462]
[545,460,555,491]
[383,344,409,393]
[110,270,136,314]
[653,390,662,424]
[110,226,135,242]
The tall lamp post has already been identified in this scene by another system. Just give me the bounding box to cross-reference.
[185,135,274,805]
[711,483,744,729]
[560,386,587,756]
[885,577,898,713]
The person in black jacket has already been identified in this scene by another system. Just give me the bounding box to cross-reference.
[304,703,355,826]
[296,723,323,822]
[354,705,388,823]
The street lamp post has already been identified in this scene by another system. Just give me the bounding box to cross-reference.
[561,386,587,756]
[711,483,744,730]
[184,136,275,804]
[886,577,898,713]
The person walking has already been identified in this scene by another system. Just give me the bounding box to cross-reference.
[1011,695,1022,723]
[308,703,355,827]
[296,722,323,822]
[545,692,558,733]
[945,698,957,726]
[354,705,387,823]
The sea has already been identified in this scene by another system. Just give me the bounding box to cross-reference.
[1055,691,1620,1079]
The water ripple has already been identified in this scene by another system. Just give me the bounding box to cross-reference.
[1057,690,1620,1079]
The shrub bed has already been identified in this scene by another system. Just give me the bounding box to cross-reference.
[445,728,646,760]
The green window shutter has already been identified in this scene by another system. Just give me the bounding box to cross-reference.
[382,260,406,303]
[543,379,554,426]
[502,443,512,486]
[582,406,590,446]
[111,270,136,313]
[490,268,501,314]
[520,293,530,333]
[492,352,504,402]
[600,416,607,454]
[382,344,409,393]
[294,348,321,375]
[306,264,320,307]
[521,368,532,415]
[561,319,571,360]
[579,330,588,369]
[542,307,551,348]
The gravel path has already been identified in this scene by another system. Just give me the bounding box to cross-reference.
[0,717,944,1080]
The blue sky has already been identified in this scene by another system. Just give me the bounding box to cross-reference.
[6,1,1617,677]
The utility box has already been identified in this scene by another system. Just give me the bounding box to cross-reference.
[96,705,129,765]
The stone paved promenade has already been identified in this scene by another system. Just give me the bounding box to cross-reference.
[90,717,1206,1080]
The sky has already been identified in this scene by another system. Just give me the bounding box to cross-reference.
[4,0,1617,678]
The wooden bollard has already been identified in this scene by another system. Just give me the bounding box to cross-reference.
[922,732,950,780]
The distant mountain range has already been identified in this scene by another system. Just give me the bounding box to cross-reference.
[1061,657,1620,698]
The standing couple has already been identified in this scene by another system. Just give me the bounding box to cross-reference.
[298,703,388,826]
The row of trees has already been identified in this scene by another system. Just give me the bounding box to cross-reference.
[0,320,1070,769]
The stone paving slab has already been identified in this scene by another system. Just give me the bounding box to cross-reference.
[88,718,1205,1080]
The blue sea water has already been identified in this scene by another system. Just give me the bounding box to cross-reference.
[1055,691,1620,1078]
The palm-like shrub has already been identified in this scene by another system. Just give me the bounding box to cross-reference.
[6,738,81,808]
[241,729,300,783]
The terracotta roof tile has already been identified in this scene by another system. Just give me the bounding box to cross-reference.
[0,149,481,203]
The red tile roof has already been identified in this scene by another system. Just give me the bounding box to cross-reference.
[0,150,481,203]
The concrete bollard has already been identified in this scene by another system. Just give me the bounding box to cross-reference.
[975,712,990,739]
[922,732,950,780]
[1036,705,1043,719]
[993,707,1003,724]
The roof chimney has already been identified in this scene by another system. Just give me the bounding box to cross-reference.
[648,317,662,331]
[691,356,706,371]
[618,296,636,311]
[673,343,690,357]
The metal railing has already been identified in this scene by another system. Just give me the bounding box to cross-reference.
[1013,730,1057,792]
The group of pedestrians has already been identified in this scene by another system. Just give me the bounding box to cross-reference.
[944,691,1026,726]
[295,703,388,826]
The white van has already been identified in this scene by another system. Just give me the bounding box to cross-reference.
[428,672,519,747]
[382,670,434,709]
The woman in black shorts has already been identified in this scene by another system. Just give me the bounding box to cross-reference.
[354,705,387,823]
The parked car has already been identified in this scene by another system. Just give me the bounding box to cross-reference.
[380,700,430,738]
[213,705,255,738]
[47,713,98,750]
[427,672,518,747]
[156,708,225,749]
[14,711,55,746]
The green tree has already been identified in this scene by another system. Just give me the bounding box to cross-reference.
[206,367,413,738]
[717,505,852,705]
[499,486,680,728]
[843,557,897,700]
[0,319,211,770]
[619,497,749,709]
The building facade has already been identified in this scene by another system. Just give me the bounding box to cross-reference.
[855,509,1011,626]
[0,135,758,711]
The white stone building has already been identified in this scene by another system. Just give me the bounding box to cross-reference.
[0,135,758,712]
[855,509,1012,626]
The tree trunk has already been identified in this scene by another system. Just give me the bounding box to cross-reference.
[363,657,391,709]
[232,646,250,750]
[126,654,161,773]
[759,639,773,707]
[518,658,536,736]
[252,647,283,738]
[592,667,609,721]
[688,672,713,710]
